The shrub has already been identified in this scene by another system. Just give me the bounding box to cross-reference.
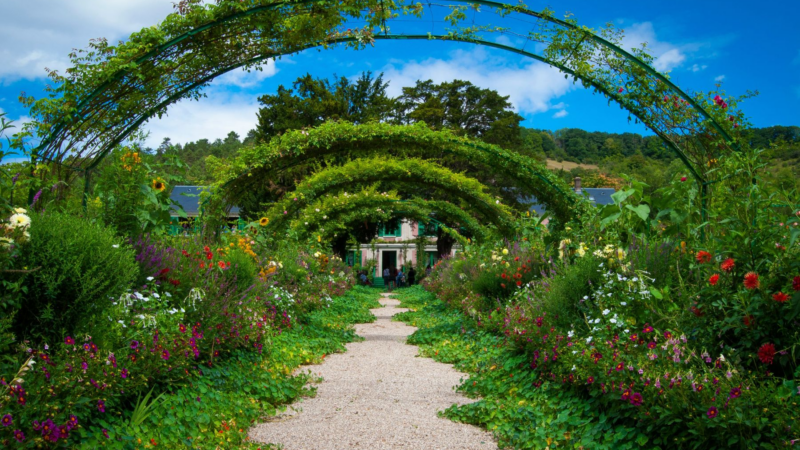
[16,212,138,342]
[541,255,601,328]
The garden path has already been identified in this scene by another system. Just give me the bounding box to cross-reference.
[249,293,497,450]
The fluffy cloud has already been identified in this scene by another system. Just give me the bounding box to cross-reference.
[215,63,279,88]
[380,47,573,115]
[715,75,726,82]
[0,1,178,81]
[141,88,260,148]
[621,22,695,72]
[552,110,568,119]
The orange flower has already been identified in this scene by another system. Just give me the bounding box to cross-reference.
[743,272,760,290]
[695,250,712,264]
[720,258,735,273]
[217,261,225,269]
[708,274,720,286]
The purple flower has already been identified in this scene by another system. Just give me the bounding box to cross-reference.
[102,429,109,439]
[629,392,643,406]
[97,400,106,413]
[161,350,170,361]
[67,415,78,430]
[31,189,42,206]
[120,368,129,379]
[707,407,718,419]
[11,173,19,186]
[130,340,140,350]
[13,429,25,442]
[65,336,75,345]
[1,414,12,427]
[729,387,741,399]
[83,343,91,352]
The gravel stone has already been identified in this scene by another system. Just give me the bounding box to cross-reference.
[249,293,498,449]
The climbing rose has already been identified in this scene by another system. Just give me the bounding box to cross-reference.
[743,272,760,290]
[707,407,718,419]
[720,258,735,273]
[695,251,712,264]
[757,343,776,365]
[793,276,800,291]
[709,274,720,286]
[772,292,789,303]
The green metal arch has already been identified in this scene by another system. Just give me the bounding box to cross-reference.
[34,0,732,183]
[261,157,517,236]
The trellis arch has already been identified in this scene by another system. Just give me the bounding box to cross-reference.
[22,0,745,219]
[289,188,492,242]
[217,121,585,223]
[259,157,517,236]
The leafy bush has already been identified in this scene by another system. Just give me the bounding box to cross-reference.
[541,255,601,328]
[16,212,138,342]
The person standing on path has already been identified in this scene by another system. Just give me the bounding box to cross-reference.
[383,266,391,291]
[407,266,416,285]
[389,266,398,290]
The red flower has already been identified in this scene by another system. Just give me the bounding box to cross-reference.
[199,262,205,269]
[743,315,754,327]
[707,407,718,419]
[680,176,687,182]
[772,292,789,303]
[743,272,760,290]
[793,276,800,291]
[206,252,213,260]
[690,306,705,317]
[169,279,180,286]
[203,246,210,252]
[516,280,522,287]
[618,87,624,93]
[721,258,735,273]
[757,343,776,365]
[158,268,170,277]
[501,273,507,279]
[500,283,506,289]
[587,376,594,384]
[695,251,712,264]
[709,274,720,286]
[217,261,226,269]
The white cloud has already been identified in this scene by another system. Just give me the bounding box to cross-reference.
[552,110,568,119]
[140,88,259,148]
[0,1,180,81]
[381,47,572,115]
[215,62,278,88]
[689,64,707,72]
[715,75,726,82]
[621,22,692,72]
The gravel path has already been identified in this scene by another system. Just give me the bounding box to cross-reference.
[249,293,497,450]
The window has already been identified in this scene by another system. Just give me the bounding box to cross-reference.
[418,221,438,237]
[346,250,357,267]
[425,251,438,268]
[378,222,402,237]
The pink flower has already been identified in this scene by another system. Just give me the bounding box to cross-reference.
[97,400,106,413]
[618,87,624,93]
[629,392,643,406]
[65,336,75,345]
[680,176,687,182]
[707,406,718,419]
[161,350,170,361]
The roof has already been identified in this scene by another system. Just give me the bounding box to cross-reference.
[522,187,617,217]
[170,186,240,217]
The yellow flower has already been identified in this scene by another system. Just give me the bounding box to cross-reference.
[259,217,269,226]
[502,248,509,255]
[152,179,166,192]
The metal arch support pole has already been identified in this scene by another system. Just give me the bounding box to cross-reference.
[82,169,92,211]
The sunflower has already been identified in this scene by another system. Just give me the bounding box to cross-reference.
[152,179,166,192]
[259,217,269,226]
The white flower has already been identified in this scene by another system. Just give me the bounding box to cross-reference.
[152,293,160,299]
[571,365,576,371]
[624,329,630,333]
[112,244,119,248]
[586,336,593,343]
[9,213,31,229]
[567,330,574,338]
[146,276,154,281]
[315,208,320,212]
[13,207,26,214]
[602,309,610,315]
[620,302,627,306]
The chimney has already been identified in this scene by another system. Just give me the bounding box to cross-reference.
[574,176,582,194]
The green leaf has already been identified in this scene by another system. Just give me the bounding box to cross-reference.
[625,204,651,222]
[611,189,636,205]
[649,287,663,299]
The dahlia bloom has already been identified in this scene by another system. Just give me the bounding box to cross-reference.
[720,258,735,273]
[743,272,760,290]
[709,274,720,286]
[758,343,776,364]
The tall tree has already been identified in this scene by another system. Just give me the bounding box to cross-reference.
[255,72,395,143]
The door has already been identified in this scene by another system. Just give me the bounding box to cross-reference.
[382,250,397,274]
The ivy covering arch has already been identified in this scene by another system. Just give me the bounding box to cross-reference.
[258,157,517,237]
[289,188,492,242]
[214,121,588,223]
[19,0,746,218]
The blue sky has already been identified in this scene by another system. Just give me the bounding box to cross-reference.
[0,0,798,151]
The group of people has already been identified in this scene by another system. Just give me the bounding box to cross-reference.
[357,264,434,290]
[381,265,415,291]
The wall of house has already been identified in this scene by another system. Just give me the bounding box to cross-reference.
[356,220,451,275]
